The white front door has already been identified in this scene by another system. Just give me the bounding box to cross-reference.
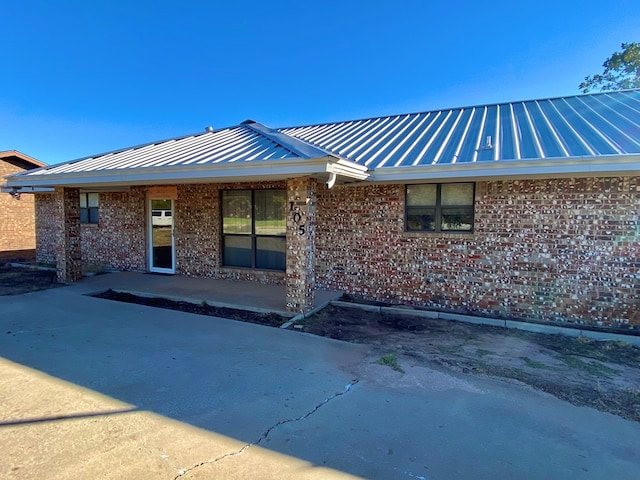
[149,199,175,273]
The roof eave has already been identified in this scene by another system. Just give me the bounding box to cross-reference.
[0,150,47,168]
[4,156,369,189]
[366,155,640,183]
[1,185,55,194]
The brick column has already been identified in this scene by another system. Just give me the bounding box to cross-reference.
[55,187,82,282]
[286,178,317,313]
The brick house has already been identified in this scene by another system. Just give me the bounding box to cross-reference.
[4,90,640,329]
[0,151,46,257]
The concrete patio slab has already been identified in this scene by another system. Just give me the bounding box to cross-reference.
[67,271,342,316]
[1,286,639,479]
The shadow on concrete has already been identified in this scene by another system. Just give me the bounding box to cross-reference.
[0,287,370,478]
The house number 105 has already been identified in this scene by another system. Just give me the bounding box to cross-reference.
[290,202,306,236]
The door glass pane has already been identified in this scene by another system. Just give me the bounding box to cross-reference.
[151,199,173,269]
[223,236,252,268]
[222,190,252,234]
[254,189,286,235]
[87,193,99,207]
[256,236,285,270]
[88,207,99,224]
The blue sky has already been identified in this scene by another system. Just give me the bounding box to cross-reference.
[1,0,639,165]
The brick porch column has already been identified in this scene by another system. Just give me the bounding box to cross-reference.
[286,178,317,313]
[55,187,82,282]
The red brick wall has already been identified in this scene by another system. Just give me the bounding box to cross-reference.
[174,184,220,277]
[80,188,147,271]
[315,177,640,328]
[0,160,37,252]
[36,188,147,271]
[285,178,317,312]
[34,193,59,264]
[34,176,639,328]
[36,183,287,283]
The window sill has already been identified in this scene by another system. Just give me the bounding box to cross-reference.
[220,266,286,275]
[402,230,475,239]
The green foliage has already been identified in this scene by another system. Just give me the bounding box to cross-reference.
[476,348,493,357]
[580,42,640,93]
[558,355,620,377]
[520,356,550,369]
[375,353,404,373]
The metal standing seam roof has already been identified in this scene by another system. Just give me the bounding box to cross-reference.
[20,122,335,177]
[6,89,640,188]
[278,89,640,170]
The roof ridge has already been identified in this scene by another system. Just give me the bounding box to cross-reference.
[242,121,340,160]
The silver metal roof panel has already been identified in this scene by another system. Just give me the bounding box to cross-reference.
[279,89,640,169]
[22,124,321,177]
[6,89,639,189]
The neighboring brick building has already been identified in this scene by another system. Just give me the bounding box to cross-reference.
[5,90,640,330]
[0,151,46,257]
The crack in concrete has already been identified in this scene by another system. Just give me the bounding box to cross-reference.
[173,378,359,479]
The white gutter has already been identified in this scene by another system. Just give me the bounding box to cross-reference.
[4,156,369,188]
[367,154,640,183]
[326,157,369,180]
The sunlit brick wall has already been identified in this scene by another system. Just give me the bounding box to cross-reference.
[315,177,640,329]
[34,193,59,264]
[0,160,37,252]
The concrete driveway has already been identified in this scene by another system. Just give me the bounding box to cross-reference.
[0,286,638,479]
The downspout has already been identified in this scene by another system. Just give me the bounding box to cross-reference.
[326,172,337,189]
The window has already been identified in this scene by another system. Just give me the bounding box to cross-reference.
[406,183,474,232]
[221,189,286,270]
[80,192,99,224]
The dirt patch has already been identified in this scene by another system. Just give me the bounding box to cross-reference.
[0,264,60,295]
[297,304,640,423]
[0,250,36,263]
[93,290,288,327]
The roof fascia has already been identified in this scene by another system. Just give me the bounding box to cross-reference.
[366,155,640,183]
[3,156,369,188]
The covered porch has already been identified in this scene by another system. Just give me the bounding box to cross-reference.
[4,121,368,314]
[69,271,342,318]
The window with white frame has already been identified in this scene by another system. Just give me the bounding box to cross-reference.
[80,192,99,224]
[405,183,474,232]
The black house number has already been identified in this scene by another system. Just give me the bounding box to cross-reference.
[290,201,306,235]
